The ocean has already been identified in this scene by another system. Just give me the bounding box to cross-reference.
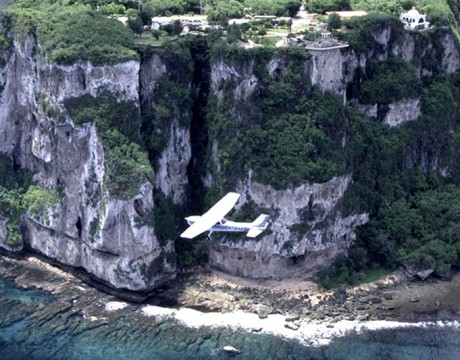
[2,274,460,360]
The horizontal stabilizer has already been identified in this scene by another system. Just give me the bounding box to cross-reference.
[246,228,263,238]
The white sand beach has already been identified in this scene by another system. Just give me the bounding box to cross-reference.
[136,304,460,346]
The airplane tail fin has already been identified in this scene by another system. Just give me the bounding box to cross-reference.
[251,214,270,229]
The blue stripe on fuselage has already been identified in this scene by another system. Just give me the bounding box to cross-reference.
[211,224,247,232]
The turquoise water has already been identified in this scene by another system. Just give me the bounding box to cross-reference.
[1,275,460,360]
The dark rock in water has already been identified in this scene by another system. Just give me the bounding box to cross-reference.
[410,297,420,303]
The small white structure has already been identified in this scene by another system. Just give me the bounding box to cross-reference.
[400,7,430,30]
[151,21,160,31]
[304,32,349,51]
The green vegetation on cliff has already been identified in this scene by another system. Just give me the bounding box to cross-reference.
[7,0,137,65]
[23,185,59,216]
[208,46,347,189]
[350,0,459,26]
[64,94,154,199]
[0,154,31,248]
[320,74,460,288]
[0,154,59,248]
[355,56,421,104]
[141,40,194,161]
[3,0,460,284]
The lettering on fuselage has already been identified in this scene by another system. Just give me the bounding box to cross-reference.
[212,224,247,232]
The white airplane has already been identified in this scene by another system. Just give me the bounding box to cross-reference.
[180,192,270,239]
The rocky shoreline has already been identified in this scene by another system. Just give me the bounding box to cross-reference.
[1,253,460,349]
[152,267,460,326]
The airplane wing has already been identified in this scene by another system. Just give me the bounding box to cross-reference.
[180,192,240,239]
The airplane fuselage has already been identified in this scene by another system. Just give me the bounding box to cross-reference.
[185,216,253,233]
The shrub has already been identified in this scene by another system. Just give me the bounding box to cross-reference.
[128,16,144,34]
[245,0,302,17]
[5,218,22,248]
[327,13,342,31]
[306,0,351,14]
[23,185,59,216]
[356,57,421,104]
[7,2,137,65]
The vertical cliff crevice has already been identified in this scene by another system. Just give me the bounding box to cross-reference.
[186,38,211,215]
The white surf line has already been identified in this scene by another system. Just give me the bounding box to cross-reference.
[139,305,460,346]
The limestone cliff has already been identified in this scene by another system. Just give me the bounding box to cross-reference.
[345,26,460,125]
[209,174,368,279]
[205,50,367,279]
[1,19,459,289]
[0,34,175,291]
[140,53,191,205]
[203,24,460,281]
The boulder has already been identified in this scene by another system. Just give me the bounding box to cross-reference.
[256,304,272,319]
[383,293,393,301]
[285,313,301,322]
[284,322,299,331]
[223,346,241,355]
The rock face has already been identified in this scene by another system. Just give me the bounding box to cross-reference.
[355,98,422,127]
[211,57,259,102]
[383,98,421,127]
[0,34,175,291]
[140,53,191,205]
[346,27,460,120]
[208,174,368,279]
[309,48,346,101]
[205,26,460,280]
[1,22,459,289]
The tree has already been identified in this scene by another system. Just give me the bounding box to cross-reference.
[152,29,161,40]
[227,23,242,43]
[285,0,301,18]
[258,28,267,36]
[127,16,144,35]
[172,19,183,36]
[306,0,350,14]
[207,0,245,24]
[327,13,342,31]
[139,3,154,26]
